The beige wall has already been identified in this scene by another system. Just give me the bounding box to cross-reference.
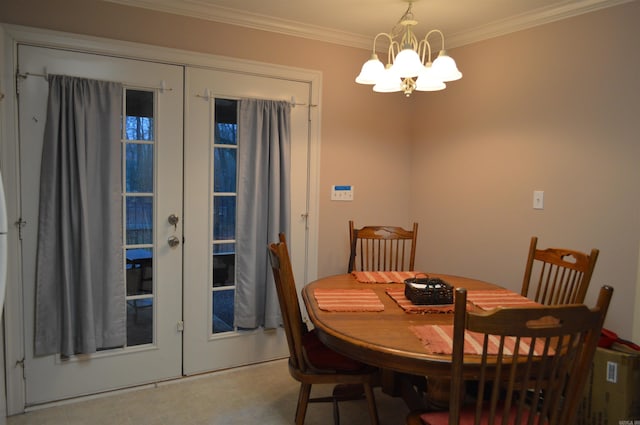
[409,2,640,339]
[1,0,639,339]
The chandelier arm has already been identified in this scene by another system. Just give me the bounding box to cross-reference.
[417,39,433,64]
[424,29,446,52]
[372,32,393,52]
[401,24,419,50]
[371,32,396,64]
[388,40,401,64]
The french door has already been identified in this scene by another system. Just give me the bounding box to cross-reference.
[17,44,184,405]
[13,39,317,407]
[182,67,312,374]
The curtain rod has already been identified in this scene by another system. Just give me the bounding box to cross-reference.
[17,71,174,93]
[196,90,317,108]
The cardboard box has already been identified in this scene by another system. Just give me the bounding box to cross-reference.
[578,346,640,425]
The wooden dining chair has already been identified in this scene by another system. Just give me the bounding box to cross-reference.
[268,233,380,425]
[521,236,599,305]
[348,220,418,273]
[406,285,613,425]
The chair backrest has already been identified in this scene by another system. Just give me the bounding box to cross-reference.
[521,236,599,305]
[268,233,307,372]
[348,220,418,272]
[449,285,613,425]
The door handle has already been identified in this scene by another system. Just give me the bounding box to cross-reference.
[168,235,180,248]
[168,214,179,230]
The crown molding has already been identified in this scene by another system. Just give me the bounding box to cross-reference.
[445,0,635,48]
[106,0,371,48]
[105,0,634,50]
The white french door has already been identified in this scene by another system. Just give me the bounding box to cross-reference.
[182,67,312,374]
[17,44,184,405]
[11,36,319,407]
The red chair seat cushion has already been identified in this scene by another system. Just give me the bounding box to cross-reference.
[302,329,364,372]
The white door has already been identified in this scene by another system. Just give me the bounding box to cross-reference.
[14,40,318,407]
[182,67,312,374]
[17,44,184,405]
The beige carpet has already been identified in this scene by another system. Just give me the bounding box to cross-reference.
[8,359,411,425]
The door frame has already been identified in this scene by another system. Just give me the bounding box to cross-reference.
[0,23,321,415]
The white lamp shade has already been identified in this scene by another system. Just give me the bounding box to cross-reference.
[355,56,385,85]
[415,64,446,91]
[390,48,425,78]
[432,50,462,82]
[373,66,402,93]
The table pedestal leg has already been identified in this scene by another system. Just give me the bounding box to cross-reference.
[380,369,427,411]
[425,378,455,411]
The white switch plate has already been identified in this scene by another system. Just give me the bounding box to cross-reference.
[331,185,353,201]
[533,190,544,209]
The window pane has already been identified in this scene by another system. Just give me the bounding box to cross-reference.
[213,147,237,192]
[127,298,153,346]
[212,290,234,334]
[214,123,237,145]
[213,196,236,240]
[126,196,153,245]
[213,243,235,287]
[214,99,237,146]
[125,90,154,141]
[126,248,153,295]
[126,143,154,193]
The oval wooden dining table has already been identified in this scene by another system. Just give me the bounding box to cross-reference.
[301,272,505,409]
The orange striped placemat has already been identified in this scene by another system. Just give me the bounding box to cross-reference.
[410,324,553,355]
[351,271,419,284]
[313,288,384,312]
[385,287,454,314]
[466,289,540,310]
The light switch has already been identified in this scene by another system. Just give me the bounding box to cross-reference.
[331,185,354,201]
[533,190,544,210]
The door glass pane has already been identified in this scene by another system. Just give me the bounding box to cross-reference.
[126,143,154,193]
[127,299,153,346]
[211,99,238,334]
[123,88,155,347]
[214,99,237,146]
[212,291,234,334]
[213,196,236,240]
[213,243,235,287]
[126,196,153,245]
[213,147,236,192]
[126,248,153,295]
[125,90,154,141]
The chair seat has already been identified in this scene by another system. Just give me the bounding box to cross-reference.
[302,329,365,372]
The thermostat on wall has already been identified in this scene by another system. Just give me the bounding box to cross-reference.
[331,185,354,201]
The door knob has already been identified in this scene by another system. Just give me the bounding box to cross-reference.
[168,235,180,248]
[168,214,179,230]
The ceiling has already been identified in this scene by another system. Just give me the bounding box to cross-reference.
[106,0,632,49]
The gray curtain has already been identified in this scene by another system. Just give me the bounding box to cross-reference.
[235,99,291,329]
[35,75,125,356]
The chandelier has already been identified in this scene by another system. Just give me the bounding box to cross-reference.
[355,1,462,97]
